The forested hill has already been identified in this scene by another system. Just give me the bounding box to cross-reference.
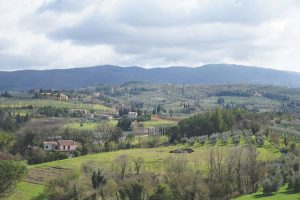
[1,64,300,90]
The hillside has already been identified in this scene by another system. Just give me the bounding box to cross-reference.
[1,64,300,90]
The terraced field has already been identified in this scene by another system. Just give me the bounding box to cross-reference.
[23,167,70,185]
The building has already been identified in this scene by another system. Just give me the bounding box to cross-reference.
[58,93,69,101]
[43,140,81,152]
[69,109,88,115]
[128,112,138,119]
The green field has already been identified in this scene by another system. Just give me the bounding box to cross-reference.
[5,140,281,200]
[235,184,300,200]
[63,117,178,131]
[0,99,112,111]
[5,182,46,200]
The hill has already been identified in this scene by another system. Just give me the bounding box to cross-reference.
[1,64,300,90]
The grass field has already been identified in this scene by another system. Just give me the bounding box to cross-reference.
[63,116,178,131]
[141,117,177,128]
[235,184,300,200]
[0,99,112,111]
[5,182,46,200]
[5,140,282,200]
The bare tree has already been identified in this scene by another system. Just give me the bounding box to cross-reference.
[94,123,113,151]
[133,156,144,175]
[165,154,188,176]
[114,154,130,180]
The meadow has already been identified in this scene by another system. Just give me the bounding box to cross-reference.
[0,98,112,111]
[6,140,281,200]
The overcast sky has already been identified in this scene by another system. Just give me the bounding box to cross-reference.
[0,0,300,72]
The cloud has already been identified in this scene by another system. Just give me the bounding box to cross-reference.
[0,0,300,72]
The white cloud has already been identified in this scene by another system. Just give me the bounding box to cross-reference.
[0,0,299,72]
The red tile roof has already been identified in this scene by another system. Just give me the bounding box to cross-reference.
[57,140,80,146]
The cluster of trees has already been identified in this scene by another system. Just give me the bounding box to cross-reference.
[262,92,291,101]
[168,109,238,143]
[177,130,265,147]
[27,149,68,165]
[0,109,31,132]
[37,106,69,117]
[215,90,254,97]
[262,153,300,194]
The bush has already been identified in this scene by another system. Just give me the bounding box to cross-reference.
[221,132,228,145]
[197,136,207,145]
[150,183,172,200]
[180,137,188,144]
[255,133,265,147]
[289,172,300,192]
[262,178,274,194]
[209,134,218,145]
[28,149,68,165]
[188,137,196,146]
[232,134,241,145]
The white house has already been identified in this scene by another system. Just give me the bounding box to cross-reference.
[43,140,81,152]
[128,112,138,119]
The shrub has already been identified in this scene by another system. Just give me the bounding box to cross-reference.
[180,137,188,144]
[209,134,218,145]
[262,178,274,194]
[150,183,172,200]
[221,132,228,145]
[232,134,241,145]
[255,132,265,147]
[188,137,196,146]
[197,136,206,145]
[289,172,300,192]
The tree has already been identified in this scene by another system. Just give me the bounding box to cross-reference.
[221,132,229,145]
[213,108,225,133]
[209,133,218,145]
[232,134,241,145]
[255,133,265,147]
[91,169,107,189]
[165,154,188,176]
[119,180,148,200]
[217,97,225,105]
[0,160,27,194]
[133,156,144,175]
[111,127,124,145]
[114,155,130,180]
[117,117,132,131]
[95,123,113,151]
[198,136,207,145]
[150,183,172,200]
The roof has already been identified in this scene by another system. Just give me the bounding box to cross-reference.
[57,140,80,146]
[43,141,58,145]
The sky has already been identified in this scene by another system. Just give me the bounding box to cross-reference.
[0,0,300,72]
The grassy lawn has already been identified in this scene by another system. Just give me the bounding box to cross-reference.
[5,182,46,200]
[235,184,300,200]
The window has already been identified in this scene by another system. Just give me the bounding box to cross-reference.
[68,146,70,150]
[63,146,65,150]
[46,145,48,149]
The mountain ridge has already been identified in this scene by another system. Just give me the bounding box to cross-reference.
[0,64,300,90]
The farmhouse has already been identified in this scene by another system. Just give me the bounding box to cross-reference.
[128,111,138,119]
[43,139,81,152]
